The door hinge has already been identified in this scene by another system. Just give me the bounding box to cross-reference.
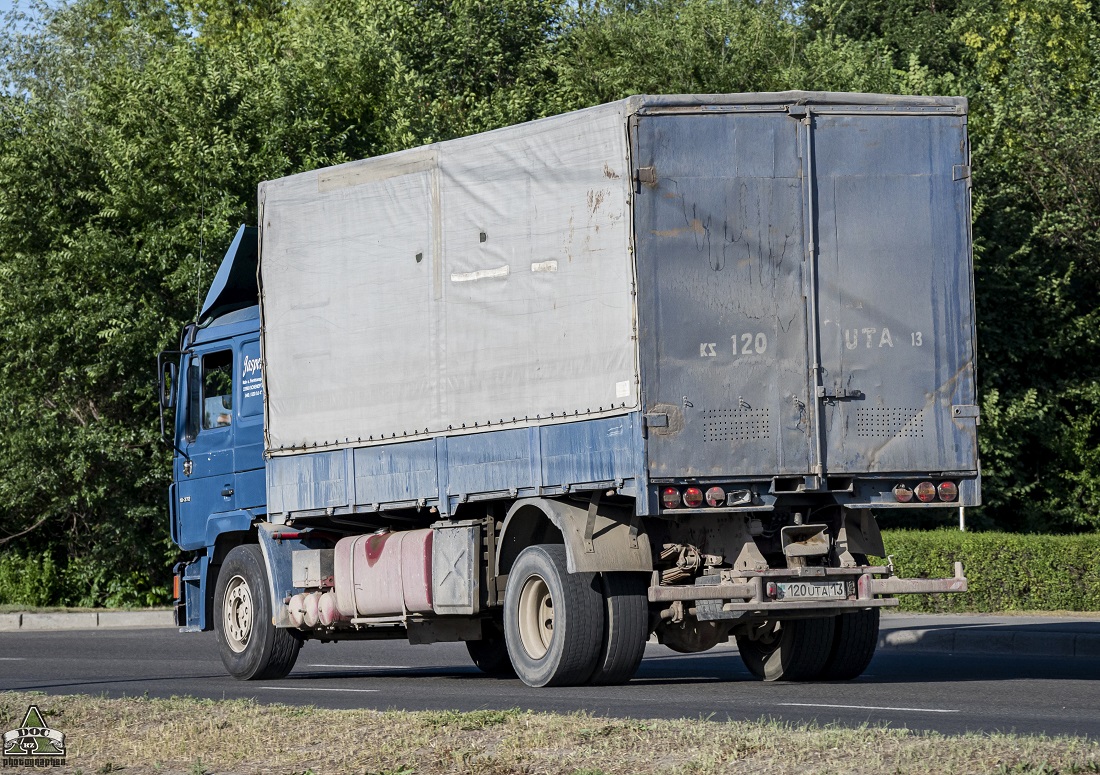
[635,166,657,190]
[952,164,971,181]
[952,404,980,424]
[643,412,669,428]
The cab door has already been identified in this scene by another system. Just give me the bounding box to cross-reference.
[175,347,237,550]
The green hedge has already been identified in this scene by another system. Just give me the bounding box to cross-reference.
[0,551,165,609]
[0,552,63,607]
[876,530,1100,613]
[3,530,1098,612]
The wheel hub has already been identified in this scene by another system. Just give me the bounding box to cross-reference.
[518,574,554,660]
[223,574,254,654]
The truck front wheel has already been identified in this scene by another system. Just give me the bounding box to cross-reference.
[735,617,835,682]
[215,544,301,680]
[503,544,605,687]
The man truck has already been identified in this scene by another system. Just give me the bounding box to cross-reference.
[160,92,977,687]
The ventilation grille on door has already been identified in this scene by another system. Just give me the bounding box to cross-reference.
[702,409,771,442]
[856,408,925,438]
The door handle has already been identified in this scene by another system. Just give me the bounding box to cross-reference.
[221,486,234,498]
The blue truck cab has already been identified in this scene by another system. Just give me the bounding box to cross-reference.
[166,226,266,632]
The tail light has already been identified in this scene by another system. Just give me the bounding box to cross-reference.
[893,483,914,503]
[682,487,704,508]
[661,487,680,509]
[705,487,726,507]
[937,481,958,502]
[914,481,937,502]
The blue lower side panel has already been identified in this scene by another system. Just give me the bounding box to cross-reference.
[179,554,208,632]
[266,414,646,518]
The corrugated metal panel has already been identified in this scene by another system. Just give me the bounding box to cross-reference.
[540,415,638,486]
[266,449,348,515]
[445,429,537,497]
[266,415,642,518]
[352,441,437,504]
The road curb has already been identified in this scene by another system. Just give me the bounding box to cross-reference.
[879,626,1100,659]
[0,610,175,631]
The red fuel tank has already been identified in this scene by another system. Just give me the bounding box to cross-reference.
[333,529,434,618]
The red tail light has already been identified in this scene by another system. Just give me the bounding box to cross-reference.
[915,481,937,502]
[661,487,680,509]
[937,481,958,502]
[683,487,704,508]
[893,483,914,503]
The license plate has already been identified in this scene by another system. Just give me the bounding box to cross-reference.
[775,580,847,600]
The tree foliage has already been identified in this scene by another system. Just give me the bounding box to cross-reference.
[0,0,1095,604]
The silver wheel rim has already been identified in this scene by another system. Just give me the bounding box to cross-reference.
[223,574,254,654]
[518,574,554,660]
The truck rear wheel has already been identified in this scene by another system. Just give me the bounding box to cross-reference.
[215,544,301,680]
[819,608,880,680]
[503,544,605,687]
[588,572,649,685]
[736,617,835,682]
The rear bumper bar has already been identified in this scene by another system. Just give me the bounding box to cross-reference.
[647,562,967,616]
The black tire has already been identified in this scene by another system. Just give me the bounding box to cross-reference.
[466,617,516,677]
[736,617,835,682]
[819,608,880,680]
[588,572,649,686]
[214,544,301,680]
[503,544,605,688]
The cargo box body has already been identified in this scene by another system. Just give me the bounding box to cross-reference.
[258,92,978,521]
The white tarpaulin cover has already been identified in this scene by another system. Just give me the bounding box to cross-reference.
[259,101,638,454]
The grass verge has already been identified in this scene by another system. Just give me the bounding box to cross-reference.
[2,692,1098,775]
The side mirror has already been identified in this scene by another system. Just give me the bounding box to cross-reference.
[157,350,181,447]
[160,362,177,410]
[185,363,201,443]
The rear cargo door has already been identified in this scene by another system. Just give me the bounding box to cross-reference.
[634,110,813,478]
[809,108,977,474]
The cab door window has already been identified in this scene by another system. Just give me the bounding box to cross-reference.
[201,350,234,430]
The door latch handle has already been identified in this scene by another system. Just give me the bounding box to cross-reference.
[221,486,234,498]
[817,386,864,401]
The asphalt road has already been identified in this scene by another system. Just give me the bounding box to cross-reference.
[2,627,1098,738]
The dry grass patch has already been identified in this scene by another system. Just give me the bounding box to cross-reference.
[1,691,1097,775]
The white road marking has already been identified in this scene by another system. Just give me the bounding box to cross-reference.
[260,686,380,693]
[778,702,959,714]
[308,664,418,670]
[0,658,27,661]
